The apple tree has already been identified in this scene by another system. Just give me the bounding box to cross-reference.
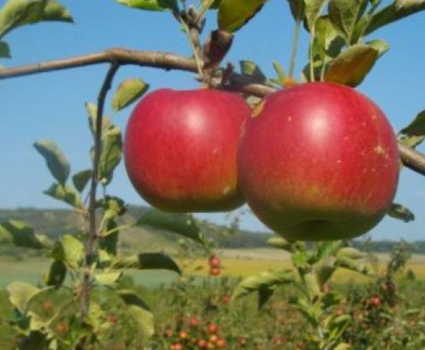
[1,0,425,349]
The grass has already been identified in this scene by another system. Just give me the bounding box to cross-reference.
[2,249,425,290]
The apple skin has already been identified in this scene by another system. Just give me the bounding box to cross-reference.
[124,88,250,212]
[238,82,399,241]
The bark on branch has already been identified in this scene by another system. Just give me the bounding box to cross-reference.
[1,47,425,177]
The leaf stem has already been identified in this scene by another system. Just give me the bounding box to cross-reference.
[197,0,215,22]
[309,26,316,82]
[78,62,119,320]
[102,223,133,237]
[288,5,302,79]
[174,11,204,78]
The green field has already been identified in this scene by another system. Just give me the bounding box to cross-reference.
[0,257,180,289]
[2,249,425,289]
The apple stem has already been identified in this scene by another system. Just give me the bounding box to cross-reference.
[78,62,119,320]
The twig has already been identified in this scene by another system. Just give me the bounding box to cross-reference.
[398,142,425,176]
[1,48,425,177]
[78,63,119,319]
[288,3,302,79]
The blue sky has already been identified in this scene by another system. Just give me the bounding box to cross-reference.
[1,0,425,240]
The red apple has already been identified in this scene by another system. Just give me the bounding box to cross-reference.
[238,82,399,241]
[209,255,220,268]
[124,89,250,212]
[198,339,208,349]
[207,323,218,334]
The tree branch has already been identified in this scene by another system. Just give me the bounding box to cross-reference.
[78,63,119,319]
[1,47,425,177]
[398,143,425,176]
[0,47,274,96]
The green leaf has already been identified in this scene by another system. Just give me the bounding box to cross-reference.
[135,209,203,243]
[334,343,352,350]
[328,0,369,43]
[111,252,181,274]
[43,183,84,209]
[97,249,114,267]
[272,60,286,84]
[218,0,269,33]
[367,38,390,56]
[72,169,92,193]
[336,256,375,277]
[86,102,113,137]
[100,196,126,223]
[210,0,222,9]
[336,247,364,260]
[303,15,345,82]
[304,0,327,30]
[401,109,425,135]
[0,220,48,249]
[387,203,415,223]
[26,286,68,314]
[117,290,154,338]
[18,332,48,350]
[324,42,387,86]
[366,0,425,35]
[232,269,294,301]
[52,234,85,270]
[240,60,266,83]
[43,260,67,287]
[291,249,310,268]
[112,78,149,112]
[99,126,122,185]
[0,0,73,38]
[315,258,337,287]
[87,301,109,335]
[7,281,39,312]
[0,40,10,57]
[258,286,274,309]
[267,236,294,251]
[399,110,425,149]
[99,220,119,257]
[314,240,344,262]
[34,140,70,185]
[289,295,320,327]
[94,270,123,285]
[286,0,305,21]
[312,15,345,59]
[110,0,179,12]
[302,270,321,298]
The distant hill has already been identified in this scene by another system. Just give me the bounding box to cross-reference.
[0,206,271,256]
[0,207,423,254]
